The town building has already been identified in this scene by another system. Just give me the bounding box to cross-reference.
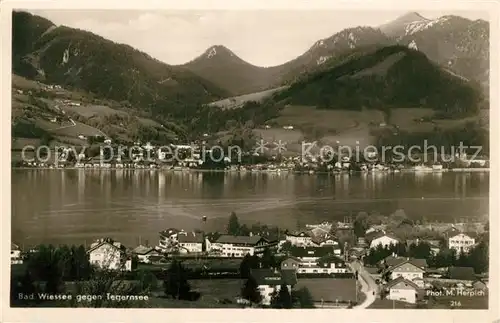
[448,233,475,254]
[290,246,336,266]
[132,245,162,264]
[177,232,205,254]
[158,228,183,251]
[385,277,420,304]
[285,231,313,246]
[87,238,131,271]
[250,268,297,306]
[381,256,428,270]
[368,232,399,249]
[296,255,349,275]
[383,259,426,287]
[211,235,277,258]
[11,243,23,264]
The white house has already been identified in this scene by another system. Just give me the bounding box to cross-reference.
[369,233,399,249]
[285,231,313,246]
[250,269,297,306]
[158,228,183,251]
[448,233,475,254]
[177,232,204,254]
[296,255,349,275]
[385,277,419,304]
[385,259,426,287]
[290,246,336,266]
[11,243,23,264]
[212,235,277,258]
[87,238,130,271]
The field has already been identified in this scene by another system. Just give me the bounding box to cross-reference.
[148,279,244,308]
[296,278,358,303]
[61,104,128,118]
[254,105,386,149]
[209,86,289,110]
[367,298,417,309]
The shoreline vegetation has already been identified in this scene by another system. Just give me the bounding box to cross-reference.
[11,167,490,173]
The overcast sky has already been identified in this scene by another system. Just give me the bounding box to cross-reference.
[29,10,489,67]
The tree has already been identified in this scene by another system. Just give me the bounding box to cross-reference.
[468,241,489,274]
[353,213,369,238]
[260,248,277,269]
[280,241,293,253]
[227,212,240,236]
[271,284,292,309]
[240,254,260,279]
[137,269,158,294]
[292,287,315,308]
[71,266,142,308]
[239,224,251,236]
[241,276,262,304]
[163,259,191,300]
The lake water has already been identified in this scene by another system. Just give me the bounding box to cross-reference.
[11,170,489,248]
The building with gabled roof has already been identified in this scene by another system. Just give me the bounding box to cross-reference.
[285,231,313,246]
[385,276,420,304]
[132,245,162,263]
[382,256,428,269]
[368,232,399,249]
[382,258,426,287]
[87,238,131,271]
[448,233,475,254]
[212,235,277,258]
[177,232,205,253]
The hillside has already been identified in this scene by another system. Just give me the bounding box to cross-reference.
[11,75,181,149]
[273,45,485,116]
[12,11,229,119]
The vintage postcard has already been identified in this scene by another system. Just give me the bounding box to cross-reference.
[1,0,498,322]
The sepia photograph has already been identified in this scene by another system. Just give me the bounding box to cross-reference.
[2,1,498,322]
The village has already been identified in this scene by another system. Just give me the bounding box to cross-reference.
[15,137,490,174]
[10,211,489,309]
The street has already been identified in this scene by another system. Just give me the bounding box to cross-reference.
[349,261,378,309]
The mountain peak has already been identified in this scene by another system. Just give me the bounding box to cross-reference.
[379,11,430,37]
[399,11,429,22]
[203,45,235,59]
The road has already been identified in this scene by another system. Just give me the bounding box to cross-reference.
[350,261,378,309]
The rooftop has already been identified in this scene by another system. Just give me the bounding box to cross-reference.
[132,245,155,255]
[385,276,420,290]
[384,256,428,269]
[160,228,181,237]
[448,266,476,281]
[178,232,204,243]
[290,246,335,258]
[216,235,266,245]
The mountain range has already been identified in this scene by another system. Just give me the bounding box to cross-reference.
[183,12,489,96]
[11,10,489,150]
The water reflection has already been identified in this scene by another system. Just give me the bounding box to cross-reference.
[11,170,489,247]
